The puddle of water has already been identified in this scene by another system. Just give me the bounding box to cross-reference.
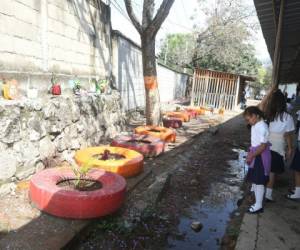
[167,150,246,250]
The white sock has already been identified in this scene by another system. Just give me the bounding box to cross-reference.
[265,187,273,200]
[250,184,256,192]
[253,185,265,210]
[290,187,300,198]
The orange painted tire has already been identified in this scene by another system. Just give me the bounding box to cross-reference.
[74,146,144,178]
[111,134,165,157]
[165,111,190,122]
[163,117,182,129]
[29,168,126,219]
[134,126,176,143]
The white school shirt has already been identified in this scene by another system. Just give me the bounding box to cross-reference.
[251,120,269,147]
[269,112,295,156]
[269,113,295,134]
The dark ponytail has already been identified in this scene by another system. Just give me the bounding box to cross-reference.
[243,106,265,119]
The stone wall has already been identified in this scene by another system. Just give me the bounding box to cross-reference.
[0,91,126,195]
[0,0,112,94]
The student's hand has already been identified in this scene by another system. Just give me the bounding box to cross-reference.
[246,152,254,164]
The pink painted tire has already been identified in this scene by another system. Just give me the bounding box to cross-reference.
[29,168,126,219]
[185,109,198,119]
[111,134,165,157]
[163,117,183,129]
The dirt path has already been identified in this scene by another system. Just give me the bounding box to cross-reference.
[66,113,251,250]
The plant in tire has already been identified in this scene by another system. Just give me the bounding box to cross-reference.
[29,157,127,219]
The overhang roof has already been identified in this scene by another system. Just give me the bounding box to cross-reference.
[254,0,300,83]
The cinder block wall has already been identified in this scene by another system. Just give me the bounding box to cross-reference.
[112,31,191,110]
[0,0,112,95]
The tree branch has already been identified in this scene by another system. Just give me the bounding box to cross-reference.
[146,0,175,37]
[124,0,142,34]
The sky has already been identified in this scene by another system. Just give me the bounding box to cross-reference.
[110,0,271,65]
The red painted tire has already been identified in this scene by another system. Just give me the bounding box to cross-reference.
[29,168,126,219]
[185,109,198,119]
[111,134,165,157]
[163,117,182,129]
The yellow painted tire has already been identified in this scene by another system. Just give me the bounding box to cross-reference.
[134,126,176,143]
[74,146,144,178]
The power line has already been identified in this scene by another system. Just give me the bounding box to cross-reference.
[110,0,132,23]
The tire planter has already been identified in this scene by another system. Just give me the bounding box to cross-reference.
[184,109,198,119]
[29,168,126,219]
[165,111,190,122]
[111,134,165,157]
[187,107,205,115]
[163,117,183,129]
[134,125,176,143]
[75,146,144,178]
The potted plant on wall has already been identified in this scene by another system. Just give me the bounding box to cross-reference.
[73,78,81,95]
[29,158,127,219]
[2,78,19,100]
[50,74,61,96]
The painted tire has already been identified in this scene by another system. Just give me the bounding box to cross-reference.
[134,125,176,143]
[184,109,198,119]
[29,168,126,219]
[187,107,205,115]
[111,134,165,157]
[165,111,190,122]
[74,146,144,178]
[163,117,183,129]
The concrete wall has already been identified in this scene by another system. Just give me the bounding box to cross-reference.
[112,31,190,110]
[0,0,112,95]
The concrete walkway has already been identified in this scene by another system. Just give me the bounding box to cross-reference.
[236,173,300,250]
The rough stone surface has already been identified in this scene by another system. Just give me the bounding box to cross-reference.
[0,183,16,197]
[0,91,126,194]
[0,151,17,181]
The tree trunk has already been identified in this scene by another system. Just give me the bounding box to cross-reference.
[142,36,161,125]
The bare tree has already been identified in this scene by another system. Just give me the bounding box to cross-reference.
[124,0,175,125]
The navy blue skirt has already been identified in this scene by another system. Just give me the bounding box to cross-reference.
[247,155,269,185]
[290,148,300,172]
[270,150,285,174]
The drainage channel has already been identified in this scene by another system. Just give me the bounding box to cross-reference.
[167,149,247,250]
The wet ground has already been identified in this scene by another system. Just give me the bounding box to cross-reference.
[66,113,251,250]
[167,157,246,250]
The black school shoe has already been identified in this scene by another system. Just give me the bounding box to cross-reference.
[247,206,264,214]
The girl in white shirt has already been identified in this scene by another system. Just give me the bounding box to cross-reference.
[244,106,271,214]
[265,90,295,201]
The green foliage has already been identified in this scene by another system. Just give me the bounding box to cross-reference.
[158,33,196,70]
[69,158,93,190]
[159,0,262,76]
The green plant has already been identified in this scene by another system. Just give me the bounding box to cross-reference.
[68,157,93,190]
[51,73,58,86]
[74,79,81,90]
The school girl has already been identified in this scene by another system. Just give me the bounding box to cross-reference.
[265,90,295,201]
[244,106,271,214]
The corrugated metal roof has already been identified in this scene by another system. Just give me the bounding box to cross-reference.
[254,0,300,83]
